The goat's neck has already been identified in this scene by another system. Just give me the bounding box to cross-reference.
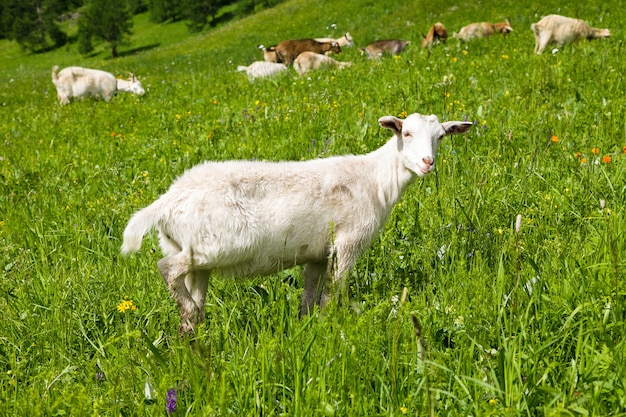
[116,79,131,92]
[367,138,416,214]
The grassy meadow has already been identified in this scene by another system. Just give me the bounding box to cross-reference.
[1,0,626,414]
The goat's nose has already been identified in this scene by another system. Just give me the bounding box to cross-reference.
[422,156,434,167]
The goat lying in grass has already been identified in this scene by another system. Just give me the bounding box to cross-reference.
[237,61,287,81]
[121,113,473,336]
[51,66,145,104]
[454,20,513,41]
[293,51,352,75]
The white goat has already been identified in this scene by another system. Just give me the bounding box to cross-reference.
[121,113,472,336]
[314,32,354,48]
[531,14,610,54]
[293,51,352,75]
[237,61,287,81]
[51,66,145,105]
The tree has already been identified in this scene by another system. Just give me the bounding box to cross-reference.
[77,0,132,58]
[2,0,68,52]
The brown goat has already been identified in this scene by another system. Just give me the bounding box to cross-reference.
[422,22,448,47]
[274,39,341,65]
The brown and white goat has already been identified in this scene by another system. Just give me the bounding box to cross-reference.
[422,23,448,47]
[360,39,411,59]
[274,39,341,66]
[454,19,513,41]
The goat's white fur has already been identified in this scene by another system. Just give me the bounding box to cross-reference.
[293,51,352,75]
[314,32,354,48]
[531,14,610,54]
[237,61,287,80]
[51,66,145,104]
[121,113,472,336]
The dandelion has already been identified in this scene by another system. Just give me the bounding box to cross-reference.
[551,135,559,143]
[166,388,177,414]
[489,398,498,406]
[602,155,612,164]
[116,298,137,313]
[591,147,600,155]
[399,406,408,414]
[502,54,509,59]
[398,110,408,118]
[581,157,588,164]
[451,56,458,62]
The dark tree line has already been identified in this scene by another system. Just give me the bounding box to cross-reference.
[0,0,283,56]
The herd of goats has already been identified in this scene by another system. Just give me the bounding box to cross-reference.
[49,13,610,103]
[42,10,613,335]
[237,13,611,80]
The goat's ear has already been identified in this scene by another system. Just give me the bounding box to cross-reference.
[379,116,403,134]
[442,121,473,135]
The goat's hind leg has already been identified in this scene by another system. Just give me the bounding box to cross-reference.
[157,252,199,336]
[185,270,210,326]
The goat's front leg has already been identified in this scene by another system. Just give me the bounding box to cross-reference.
[301,261,328,316]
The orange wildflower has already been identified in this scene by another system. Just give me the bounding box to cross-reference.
[602,155,612,164]
[575,152,582,159]
[551,135,559,143]
[581,158,588,164]
[591,147,600,155]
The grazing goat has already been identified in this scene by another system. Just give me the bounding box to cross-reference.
[293,51,352,75]
[422,22,448,47]
[51,66,145,105]
[121,113,473,336]
[258,44,278,63]
[531,14,610,54]
[274,39,341,65]
[314,32,354,49]
[454,19,513,41]
[237,61,287,81]
[360,40,411,59]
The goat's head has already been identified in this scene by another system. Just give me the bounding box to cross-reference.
[379,113,472,177]
[344,33,354,47]
[496,19,513,35]
[127,73,146,96]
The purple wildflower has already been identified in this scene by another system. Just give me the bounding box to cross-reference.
[166,388,177,414]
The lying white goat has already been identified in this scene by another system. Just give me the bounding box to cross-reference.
[121,113,472,336]
[51,66,145,104]
[237,61,287,81]
[293,51,352,75]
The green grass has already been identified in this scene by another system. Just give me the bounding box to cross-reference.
[1,0,626,415]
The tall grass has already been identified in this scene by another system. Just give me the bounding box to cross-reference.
[1,0,625,414]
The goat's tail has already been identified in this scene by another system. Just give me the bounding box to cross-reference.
[121,203,161,255]
[51,65,59,82]
[236,65,248,72]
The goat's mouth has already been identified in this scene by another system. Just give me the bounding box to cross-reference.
[416,164,433,175]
